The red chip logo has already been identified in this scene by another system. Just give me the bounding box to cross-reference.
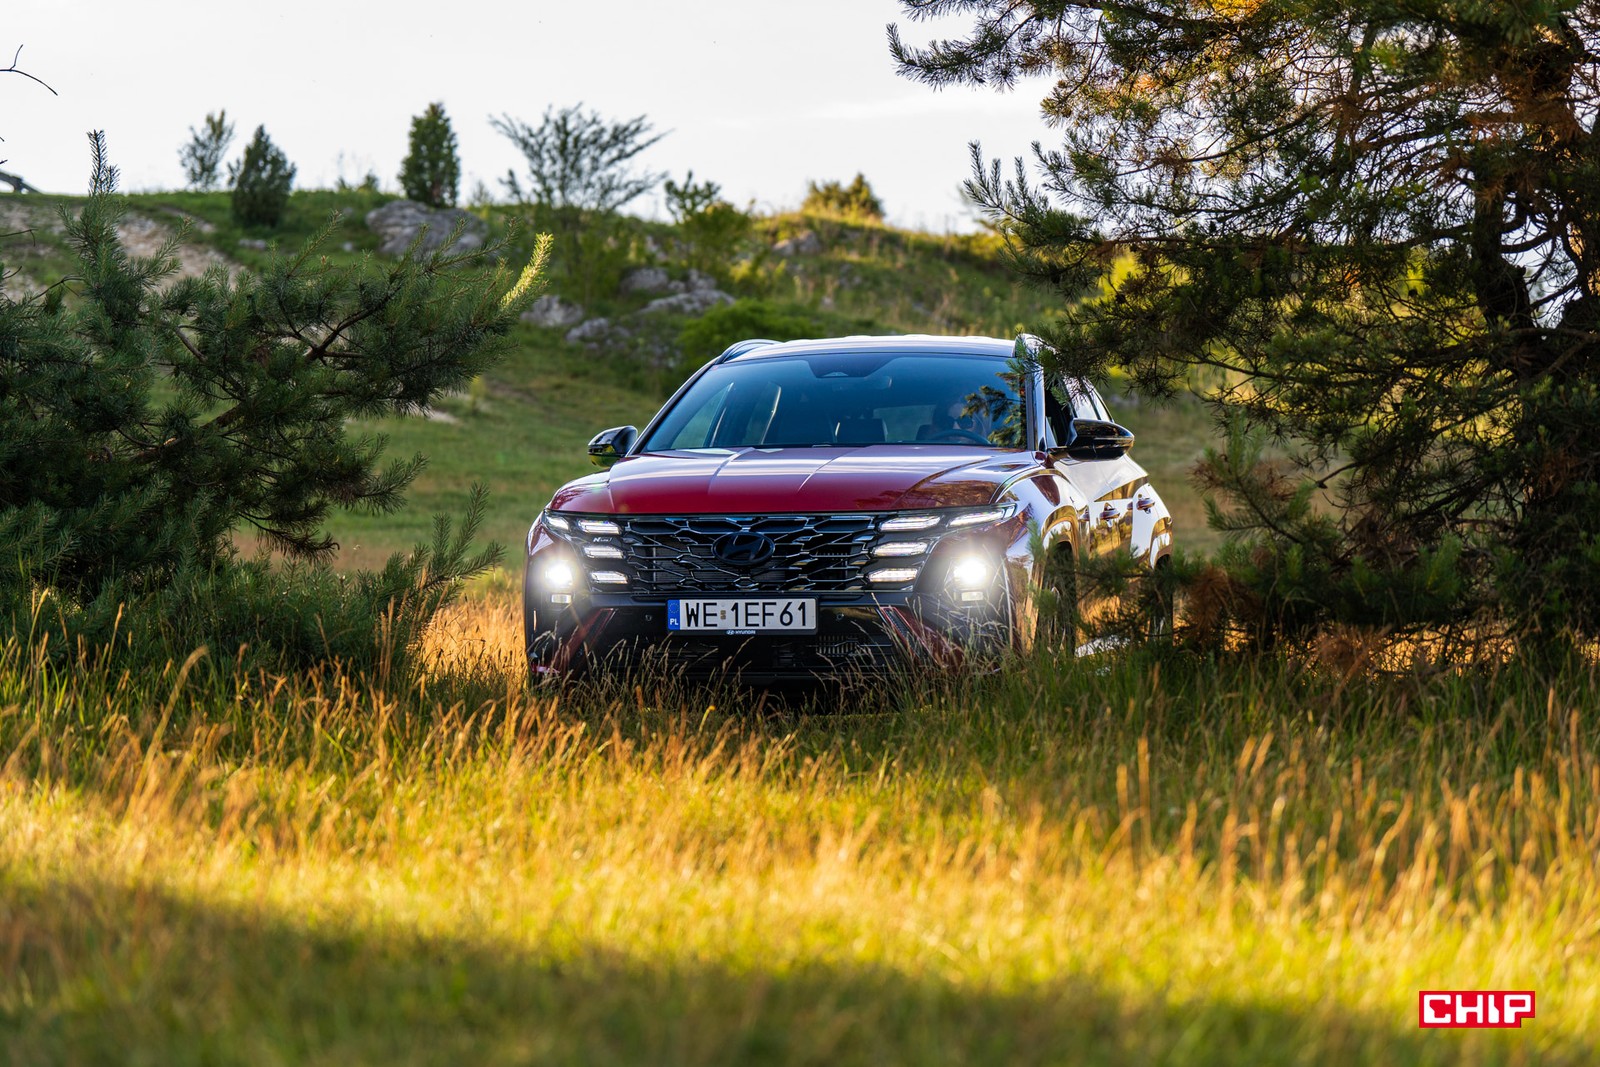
[1418,991,1536,1028]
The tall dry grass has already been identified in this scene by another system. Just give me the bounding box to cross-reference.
[1,597,1596,1064]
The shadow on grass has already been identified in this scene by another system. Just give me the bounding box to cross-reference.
[0,873,1567,1067]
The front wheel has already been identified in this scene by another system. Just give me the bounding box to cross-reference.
[1147,556,1175,643]
[1035,547,1079,650]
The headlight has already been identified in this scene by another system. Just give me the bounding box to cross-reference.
[872,540,929,557]
[947,504,1016,529]
[867,566,921,584]
[881,514,940,532]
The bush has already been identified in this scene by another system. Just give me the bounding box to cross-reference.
[664,171,752,282]
[399,102,460,208]
[231,125,295,227]
[677,299,831,360]
[803,173,885,222]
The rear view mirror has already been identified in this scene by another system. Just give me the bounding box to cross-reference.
[587,425,637,468]
[1057,418,1134,460]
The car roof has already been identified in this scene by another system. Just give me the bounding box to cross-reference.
[719,334,1018,363]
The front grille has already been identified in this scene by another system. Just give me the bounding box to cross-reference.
[613,514,879,593]
[549,506,1013,596]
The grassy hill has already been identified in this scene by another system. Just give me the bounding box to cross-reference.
[0,187,1220,572]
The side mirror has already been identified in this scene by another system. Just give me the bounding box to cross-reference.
[1056,418,1134,460]
[587,425,637,468]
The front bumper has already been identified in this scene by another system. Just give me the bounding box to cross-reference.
[522,508,1032,684]
[524,589,1012,684]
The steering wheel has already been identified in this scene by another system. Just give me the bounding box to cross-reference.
[923,428,991,445]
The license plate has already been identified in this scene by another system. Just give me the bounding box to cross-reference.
[667,597,817,634]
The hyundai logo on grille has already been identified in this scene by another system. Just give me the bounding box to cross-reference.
[713,532,776,567]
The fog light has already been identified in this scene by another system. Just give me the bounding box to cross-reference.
[960,589,986,603]
[543,561,575,590]
[950,556,990,589]
[550,592,573,605]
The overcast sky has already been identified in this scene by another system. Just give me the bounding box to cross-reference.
[2,1,1055,233]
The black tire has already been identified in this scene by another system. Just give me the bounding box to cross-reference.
[1037,546,1079,650]
[1148,556,1175,643]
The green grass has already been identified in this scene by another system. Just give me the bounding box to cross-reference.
[1,609,1594,1064]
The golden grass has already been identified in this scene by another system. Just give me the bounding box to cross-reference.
[2,597,1597,1064]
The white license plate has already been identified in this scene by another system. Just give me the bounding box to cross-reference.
[667,597,817,634]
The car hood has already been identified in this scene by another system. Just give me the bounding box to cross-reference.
[548,446,1037,515]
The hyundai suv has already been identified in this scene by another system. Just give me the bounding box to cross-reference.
[523,334,1173,683]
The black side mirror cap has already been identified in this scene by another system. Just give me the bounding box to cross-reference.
[587,425,638,468]
[1055,417,1134,460]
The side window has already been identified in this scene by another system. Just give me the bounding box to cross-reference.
[1043,380,1073,447]
[1081,384,1111,423]
[1045,377,1113,447]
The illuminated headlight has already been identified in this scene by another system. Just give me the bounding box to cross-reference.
[544,512,572,531]
[948,504,1016,529]
[578,519,621,535]
[872,541,929,558]
[949,556,991,589]
[582,543,623,559]
[543,561,576,590]
[881,514,940,532]
[867,566,921,584]
[590,570,629,585]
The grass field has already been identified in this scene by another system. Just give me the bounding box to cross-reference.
[1,598,1594,1065]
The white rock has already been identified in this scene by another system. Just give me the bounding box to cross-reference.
[618,266,672,294]
[520,294,586,329]
[638,289,734,317]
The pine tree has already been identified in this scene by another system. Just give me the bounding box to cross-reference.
[0,133,548,669]
[178,109,234,191]
[892,1,1600,652]
[230,125,295,227]
[399,102,460,208]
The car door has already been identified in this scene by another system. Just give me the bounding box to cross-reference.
[1042,376,1141,561]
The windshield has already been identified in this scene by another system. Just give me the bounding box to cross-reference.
[640,352,1025,451]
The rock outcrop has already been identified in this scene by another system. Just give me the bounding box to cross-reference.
[365,200,487,257]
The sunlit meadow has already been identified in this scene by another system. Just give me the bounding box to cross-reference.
[2,596,1595,1064]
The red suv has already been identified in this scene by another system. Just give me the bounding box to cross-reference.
[523,334,1173,682]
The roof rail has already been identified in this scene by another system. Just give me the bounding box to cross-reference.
[714,338,778,363]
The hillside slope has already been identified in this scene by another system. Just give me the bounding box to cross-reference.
[0,189,1221,570]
